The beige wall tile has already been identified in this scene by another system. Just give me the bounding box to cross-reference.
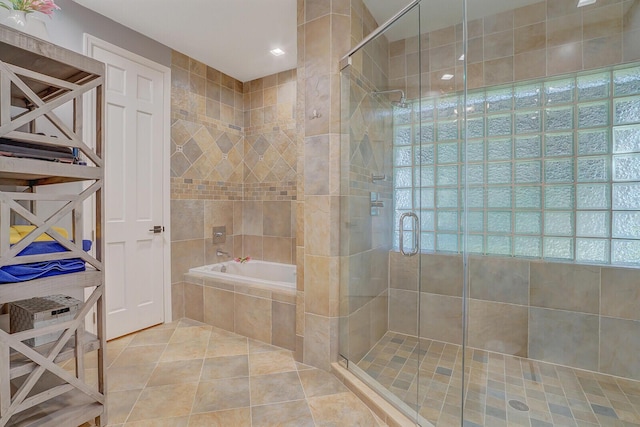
[601,267,640,320]
[304,196,339,256]
[420,253,463,297]
[172,50,189,69]
[530,262,600,313]
[306,0,330,22]
[389,40,405,57]
[547,42,583,74]
[184,283,204,322]
[484,10,514,35]
[242,201,263,236]
[296,247,305,291]
[515,1,547,27]
[370,291,388,348]
[429,44,456,71]
[547,0,582,18]
[484,30,514,60]
[304,74,331,136]
[347,302,371,362]
[515,22,546,55]
[625,0,640,31]
[388,289,418,336]
[171,239,204,283]
[430,26,456,48]
[172,283,185,320]
[205,200,234,236]
[469,256,529,304]
[467,62,485,89]
[242,235,263,259]
[468,299,528,357]
[204,287,235,331]
[514,49,547,81]
[263,237,293,263]
[304,313,331,370]
[272,301,296,350]
[171,200,204,241]
[583,34,623,69]
[235,293,272,343]
[466,37,484,64]
[600,317,640,380]
[305,255,331,316]
[419,293,462,345]
[331,14,351,74]
[389,251,418,291]
[529,307,599,371]
[263,201,292,237]
[623,29,640,61]
[583,2,623,40]
[547,13,583,47]
[304,135,330,195]
[484,56,514,85]
[305,15,331,77]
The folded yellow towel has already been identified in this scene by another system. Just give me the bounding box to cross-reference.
[9,225,69,244]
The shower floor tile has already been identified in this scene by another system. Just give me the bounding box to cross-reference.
[357,332,640,427]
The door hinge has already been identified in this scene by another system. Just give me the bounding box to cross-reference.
[93,312,96,325]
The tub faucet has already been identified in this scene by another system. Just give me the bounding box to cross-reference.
[216,249,230,257]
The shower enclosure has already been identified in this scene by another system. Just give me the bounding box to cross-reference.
[339,0,640,425]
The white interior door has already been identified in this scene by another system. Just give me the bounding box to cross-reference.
[86,36,169,340]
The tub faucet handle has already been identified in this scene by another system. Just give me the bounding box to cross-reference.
[216,249,230,257]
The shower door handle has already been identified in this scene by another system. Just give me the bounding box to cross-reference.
[399,212,419,256]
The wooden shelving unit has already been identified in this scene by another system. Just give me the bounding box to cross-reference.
[0,25,106,427]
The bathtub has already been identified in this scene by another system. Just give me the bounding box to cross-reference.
[184,260,297,350]
[189,260,296,292]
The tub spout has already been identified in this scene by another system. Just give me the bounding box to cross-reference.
[216,249,230,257]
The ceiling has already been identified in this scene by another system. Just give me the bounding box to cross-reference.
[73,0,297,82]
[73,0,543,82]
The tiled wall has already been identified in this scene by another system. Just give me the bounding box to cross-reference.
[170,49,298,320]
[182,273,296,351]
[296,0,394,370]
[388,0,640,97]
[170,51,246,318]
[388,252,640,381]
[239,71,298,265]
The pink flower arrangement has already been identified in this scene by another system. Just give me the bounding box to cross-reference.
[1,0,60,16]
[234,256,251,263]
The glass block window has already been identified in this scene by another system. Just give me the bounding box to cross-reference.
[392,64,640,266]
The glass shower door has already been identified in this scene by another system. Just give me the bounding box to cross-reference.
[338,2,427,423]
[339,1,468,425]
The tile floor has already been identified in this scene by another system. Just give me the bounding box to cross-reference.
[75,318,386,427]
[358,332,640,427]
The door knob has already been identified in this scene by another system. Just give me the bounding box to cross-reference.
[148,225,164,233]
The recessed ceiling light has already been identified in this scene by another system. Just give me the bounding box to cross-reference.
[577,0,596,7]
[441,74,454,80]
[270,48,285,56]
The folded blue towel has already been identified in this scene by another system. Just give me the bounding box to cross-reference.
[0,240,93,283]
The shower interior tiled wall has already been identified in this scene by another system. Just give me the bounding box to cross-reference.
[341,0,640,408]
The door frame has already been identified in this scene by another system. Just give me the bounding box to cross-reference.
[82,34,172,325]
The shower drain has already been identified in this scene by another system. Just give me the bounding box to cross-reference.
[508,399,530,411]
